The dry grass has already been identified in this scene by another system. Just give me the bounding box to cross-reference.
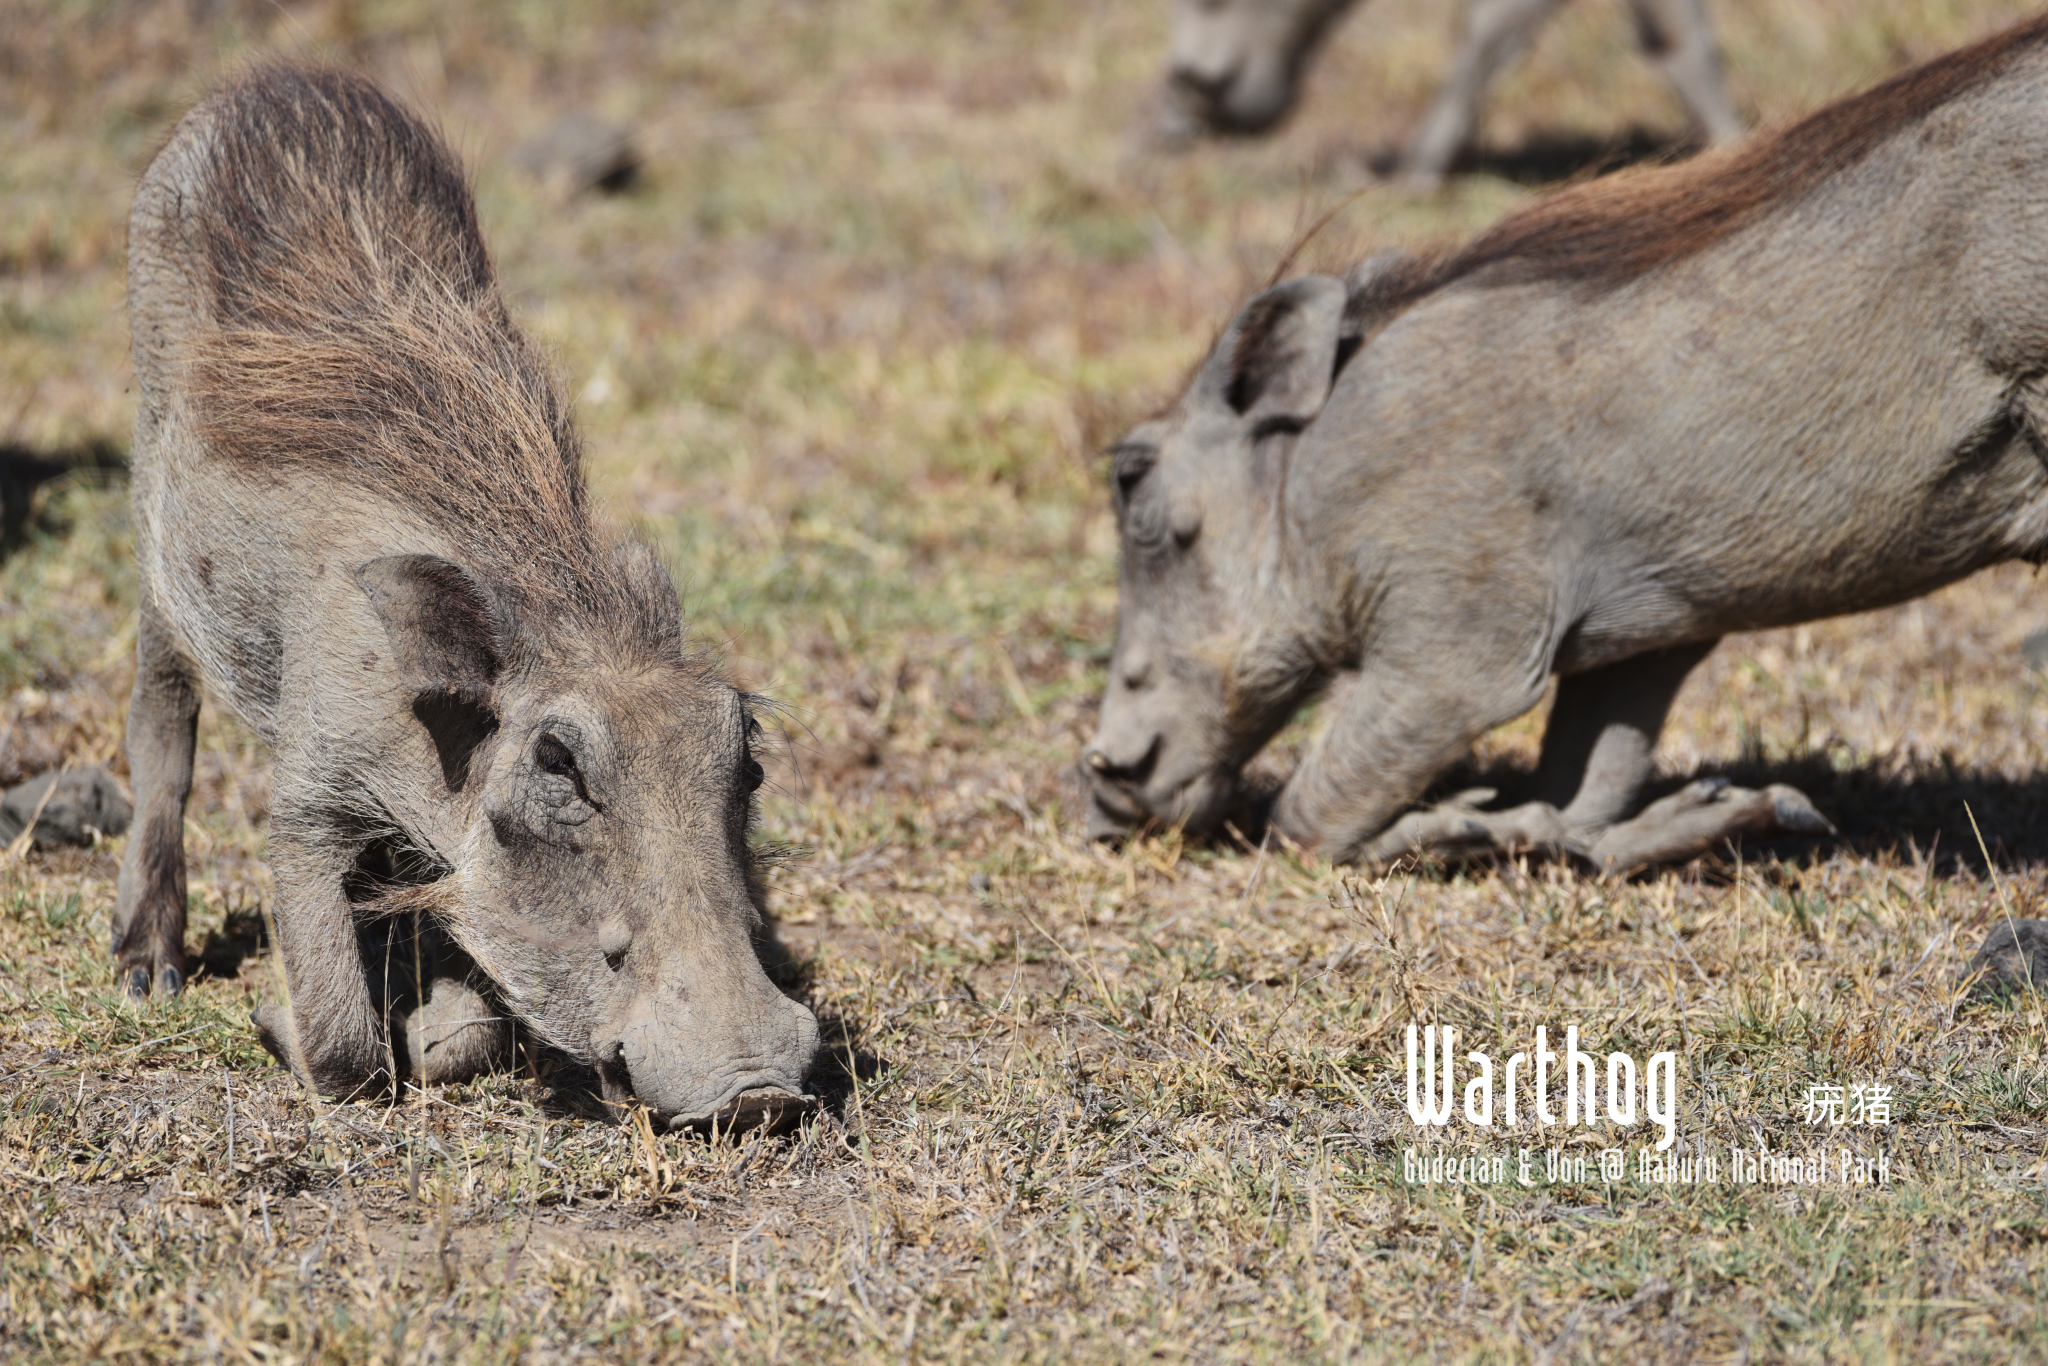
[5,0,2048,1360]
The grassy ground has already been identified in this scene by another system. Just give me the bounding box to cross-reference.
[6,0,2048,1359]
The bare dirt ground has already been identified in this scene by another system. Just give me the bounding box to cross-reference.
[5,1,2048,1360]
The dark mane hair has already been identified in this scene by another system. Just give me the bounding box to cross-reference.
[1348,14,2048,326]
[178,64,664,637]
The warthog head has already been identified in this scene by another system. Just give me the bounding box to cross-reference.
[1161,0,1358,138]
[1084,274,1353,839]
[362,547,819,1130]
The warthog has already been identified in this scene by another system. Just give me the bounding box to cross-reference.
[120,65,820,1131]
[1090,16,2048,871]
[1161,0,1743,186]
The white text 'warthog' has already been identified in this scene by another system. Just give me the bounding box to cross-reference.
[120,65,819,1131]
[1092,16,2048,870]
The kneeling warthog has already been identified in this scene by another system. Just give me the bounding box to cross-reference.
[120,65,819,1131]
[1090,16,2048,871]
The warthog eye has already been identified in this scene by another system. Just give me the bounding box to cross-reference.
[536,734,578,777]
[741,755,765,792]
[1250,413,1308,442]
[1110,442,1156,510]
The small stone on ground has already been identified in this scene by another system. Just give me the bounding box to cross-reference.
[0,765,131,848]
[1962,917,2048,1003]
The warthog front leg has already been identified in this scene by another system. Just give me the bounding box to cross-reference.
[1585,777,1833,870]
[1276,647,1551,863]
[112,607,200,998]
[400,972,516,1084]
[1361,786,1569,864]
[1542,641,1833,871]
[251,820,396,1101]
[1535,640,1718,831]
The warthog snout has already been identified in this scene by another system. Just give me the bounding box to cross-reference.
[1082,734,1158,839]
[1082,734,1158,786]
[1082,752,1235,842]
[593,975,821,1134]
[1161,0,1356,139]
[1082,706,1240,841]
[1165,55,1283,138]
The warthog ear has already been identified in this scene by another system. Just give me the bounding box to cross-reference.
[1208,274,1348,427]
[358,556,508,700]
[613,540,683,655]
[359,555,508,791]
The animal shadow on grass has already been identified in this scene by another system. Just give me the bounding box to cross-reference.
[189,903,269,985]
[1350,124,1692,186]
[1424,751,2048,878]
[1148,755,2048,877]
[756,916,885,1115]
[0,439,126,559]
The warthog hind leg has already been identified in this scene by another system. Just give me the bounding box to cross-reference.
[1585,777,1834,872]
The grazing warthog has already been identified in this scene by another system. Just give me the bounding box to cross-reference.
[1161,0,1743,186]
[121,65,820,1132]
[1090,16,2048,871]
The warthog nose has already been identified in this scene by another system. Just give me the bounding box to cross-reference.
[1082,734,1160,786]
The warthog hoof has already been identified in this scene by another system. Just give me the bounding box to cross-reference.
[1364,789,1571,866]
[251,1003,301,1074]
[119,958,185,999]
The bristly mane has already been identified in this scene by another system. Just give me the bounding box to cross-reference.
[1345,14,2048,332]
[181,65,672,644]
